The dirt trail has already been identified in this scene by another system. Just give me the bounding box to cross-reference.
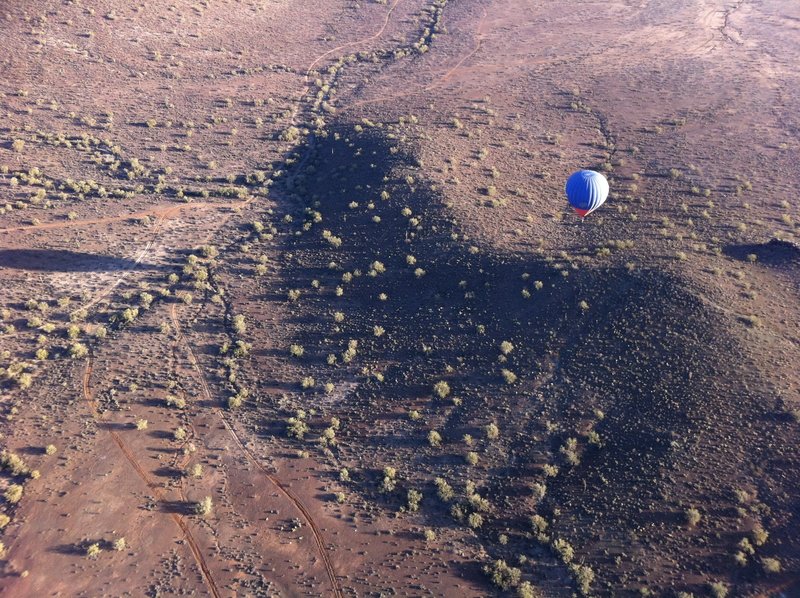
[82,355,222,598]
[304,0,403,80]
[345,4,490,111]
[0,201,225,234]
[282,0,403,134]
[169,304,343,598]
[0,198,248,322]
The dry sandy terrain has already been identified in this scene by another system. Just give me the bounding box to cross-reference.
[0,0,798,596]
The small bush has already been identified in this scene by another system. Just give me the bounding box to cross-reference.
[553,537,574,563]
[761,557,781,574]
[708,582,728,598]
[407,489,422,512]
[433,381,450,399]
[4,484,23,503]
[379,466,397,493]
[195,496,213,517]
[517,582,540,598]
[69,343,89,359]
[435,477,454,502]
[571,564,594,595]
[530,514,548,533]
[231,314,246,334]
[501,369,517,384]
[739,314,761,328]
[684,507,701,527]
[484,559,521,590]
[287,412,309,438]
[467,512,484,529]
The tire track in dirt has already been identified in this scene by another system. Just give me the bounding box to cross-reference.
[82,355,222,598]
[169,304,343,598]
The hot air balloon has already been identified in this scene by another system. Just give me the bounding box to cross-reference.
[565,170,609,218]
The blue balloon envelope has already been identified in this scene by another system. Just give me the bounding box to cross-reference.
[565,170,609,218]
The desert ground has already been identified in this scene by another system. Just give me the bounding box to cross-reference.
[0,0,798,596]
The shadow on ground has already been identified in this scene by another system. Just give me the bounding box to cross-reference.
[251,123,800,595]
[0,249,157,272]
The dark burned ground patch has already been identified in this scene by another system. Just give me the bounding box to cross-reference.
[268,125,800,595]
